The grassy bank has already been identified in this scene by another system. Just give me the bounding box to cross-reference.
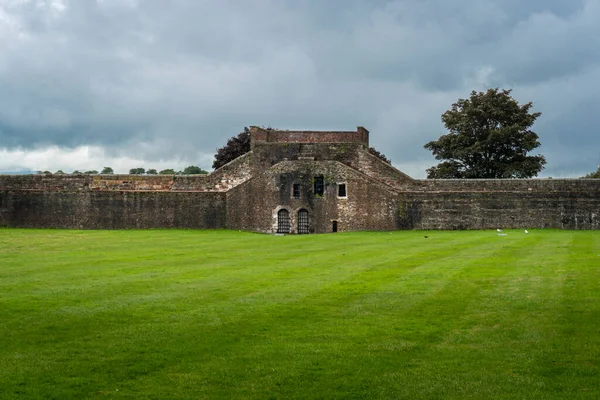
[0,229,598,399]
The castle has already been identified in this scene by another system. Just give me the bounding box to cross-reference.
[1,126,600,232]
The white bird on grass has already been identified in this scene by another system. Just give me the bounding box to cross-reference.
[525,230,529,234]
[497,228,502,233]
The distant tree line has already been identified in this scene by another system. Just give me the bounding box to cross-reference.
[583,167,600,178]
[36,166,208,175]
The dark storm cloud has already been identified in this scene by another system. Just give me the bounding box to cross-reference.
[0,0,599,176]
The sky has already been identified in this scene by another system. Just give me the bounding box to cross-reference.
[1,0,599,178]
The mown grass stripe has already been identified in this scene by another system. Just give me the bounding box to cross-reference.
[0,229,599,399]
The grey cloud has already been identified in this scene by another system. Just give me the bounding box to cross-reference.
[0,0,599,177]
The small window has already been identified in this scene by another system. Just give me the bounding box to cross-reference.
[279,175,287,191]
[314,176,324,196]
[293,183,300,199]
[338,183,347,197]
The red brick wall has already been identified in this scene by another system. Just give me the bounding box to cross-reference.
[250,126,369,146]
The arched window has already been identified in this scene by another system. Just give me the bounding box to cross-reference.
[277,209,290,233]
[298,209,309,234]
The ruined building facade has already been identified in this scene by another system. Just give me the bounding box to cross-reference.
[2,127,600,232]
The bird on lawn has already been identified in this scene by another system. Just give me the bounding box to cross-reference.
[525,230,529,234]
[497,228,502,233]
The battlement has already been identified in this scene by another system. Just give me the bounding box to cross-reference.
[249,126,369,146]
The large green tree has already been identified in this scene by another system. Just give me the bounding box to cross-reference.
[213,127,251,170]
[424,88,546,179]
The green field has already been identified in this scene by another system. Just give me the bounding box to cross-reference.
[0,229,599,399]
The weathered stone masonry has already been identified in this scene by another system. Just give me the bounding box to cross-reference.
[2,126,600,232]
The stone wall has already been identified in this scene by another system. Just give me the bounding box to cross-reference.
[388,179,600,230]
[2,153,600,232]
[226,161,401,233]
[413,178,600,193]
[250,126,369,146]
[251,142,364,170]
[399,190,600,230]
[0,155,254,194]
[90,175,175,191]
[0,174,91,191]
[0,190,226,229]
[356,150,415,190]
[250,142,416,191]
[198,152,254,191]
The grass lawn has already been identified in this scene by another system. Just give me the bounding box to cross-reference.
[0,228,599,399]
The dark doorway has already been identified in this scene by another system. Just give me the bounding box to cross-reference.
[332,220,338,232]
[298,209,309,234]
[277,209,290,233]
